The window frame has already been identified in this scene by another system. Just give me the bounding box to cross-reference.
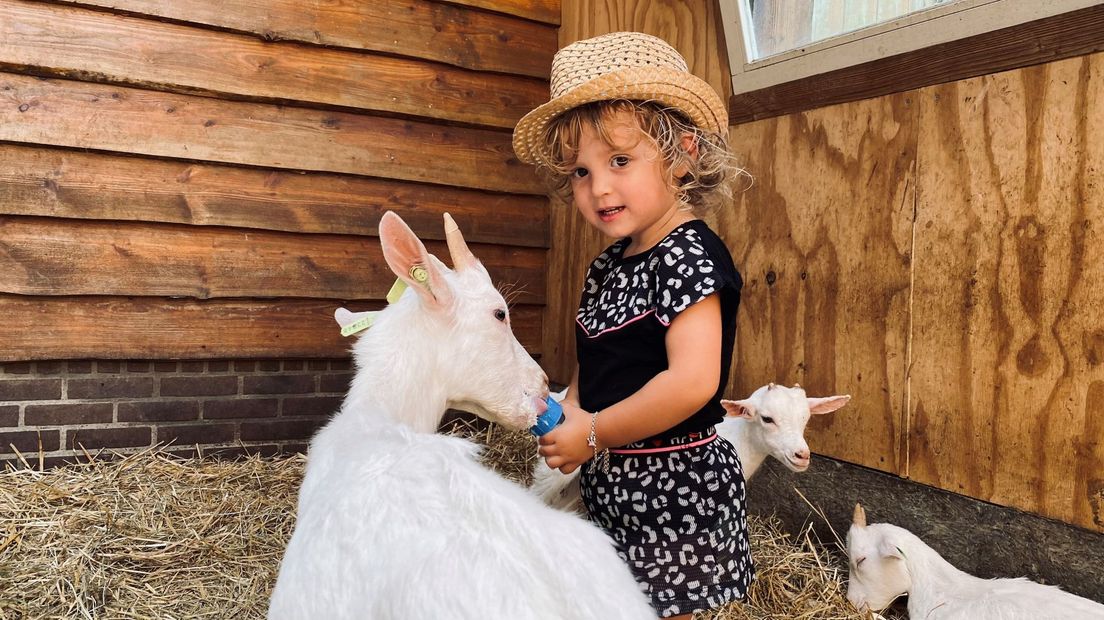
[717,0,1104,124]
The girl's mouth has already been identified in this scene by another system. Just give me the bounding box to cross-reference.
[598,206,624,222]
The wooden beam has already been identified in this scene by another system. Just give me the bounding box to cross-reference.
[729,4,1104,124]
[0,1,548,129]
[443,0,560,25]
[0,216,547,303]
[0,295,543,360]
[27,0,557,77]
[0,72,543,195]
[0,144,548,248]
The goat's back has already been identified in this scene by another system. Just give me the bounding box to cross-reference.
[917,577,1104,619]
[269,413,654,620]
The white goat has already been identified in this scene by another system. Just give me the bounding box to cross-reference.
[530,383,849,512]
[847,504,1104,619]
[268,212,655,620]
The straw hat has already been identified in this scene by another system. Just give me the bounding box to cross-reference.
[512,31,728,165]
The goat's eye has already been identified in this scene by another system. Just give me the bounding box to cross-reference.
[761,415,775,424]
[855,556,866,568]
[494,309,507,322]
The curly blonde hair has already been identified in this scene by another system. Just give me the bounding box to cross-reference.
[531,100,748,214]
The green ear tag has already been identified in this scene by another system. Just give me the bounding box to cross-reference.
[410,266,428,283]
[340,312,379,337]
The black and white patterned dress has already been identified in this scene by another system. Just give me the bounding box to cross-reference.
[575,220,753,617]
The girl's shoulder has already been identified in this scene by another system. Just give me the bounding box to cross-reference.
[652,221,735,269]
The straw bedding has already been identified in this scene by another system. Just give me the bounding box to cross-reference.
[0,420,902,619]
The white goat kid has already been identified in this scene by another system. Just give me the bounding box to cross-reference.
[847,504,1104,619]
[718,383,850,476]
[268,212,655,620]
[530,383,849,512]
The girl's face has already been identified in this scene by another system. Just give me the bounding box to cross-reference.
[568,111,687,251]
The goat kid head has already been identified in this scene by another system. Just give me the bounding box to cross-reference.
[719,383,850,472]
[349,211,548,430]
[846,503,911,612]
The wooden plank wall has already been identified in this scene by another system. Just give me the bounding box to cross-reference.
[0,0,557,361]
[554,0,1103,532]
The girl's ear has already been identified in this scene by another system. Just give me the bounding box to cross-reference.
[378,211,454,309]
[673,133,700,178]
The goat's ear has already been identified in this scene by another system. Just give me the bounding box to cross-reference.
[720,399,754,418]
[878,539,906,561]
[808,394,851,415]
[378,211,454,308]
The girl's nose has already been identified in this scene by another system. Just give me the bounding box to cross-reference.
[588,169,613,197]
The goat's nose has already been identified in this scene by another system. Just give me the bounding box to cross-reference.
[795,448,810,460]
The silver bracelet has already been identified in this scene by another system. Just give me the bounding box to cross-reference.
[587,410,610,474]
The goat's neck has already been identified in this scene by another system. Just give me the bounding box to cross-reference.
[725,418,769,478]
[340,307,450,434]
[900,531,975,617]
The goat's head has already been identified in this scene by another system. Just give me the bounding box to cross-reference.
[846,503,911,612]
[364,211,548,430]
[719,383,849,472]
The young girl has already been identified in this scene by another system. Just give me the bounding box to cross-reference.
[512,32,753,618]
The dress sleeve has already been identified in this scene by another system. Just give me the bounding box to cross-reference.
[653,233,724,326]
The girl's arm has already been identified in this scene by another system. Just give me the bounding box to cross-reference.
[562,363,581,408]
[539,294,722,472]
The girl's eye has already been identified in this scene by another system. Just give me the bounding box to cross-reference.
[611,155,630,168]
[494,309,507,322]
[571,167,589,179]
[761,415,775,425]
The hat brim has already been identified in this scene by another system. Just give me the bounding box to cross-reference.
[512,66,728,165]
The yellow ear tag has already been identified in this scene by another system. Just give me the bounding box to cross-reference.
[385,278,408,304]
[340,312,379,337]
[339,268,428,337]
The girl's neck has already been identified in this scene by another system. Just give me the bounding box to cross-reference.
[625,208,696,256]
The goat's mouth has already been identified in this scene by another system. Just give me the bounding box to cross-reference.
[784,457,811,472]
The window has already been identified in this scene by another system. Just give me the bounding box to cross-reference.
[717,0,1104,121]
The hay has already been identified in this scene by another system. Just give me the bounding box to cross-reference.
[0,423,903,619]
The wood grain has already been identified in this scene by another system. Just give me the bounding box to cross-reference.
[26,0,557,77]
[0,216,546,303]
[0,144,548,247]
[0,1,548,129]
[445,0,560,24]
[0,72,543,195]
[0,295,544,360]
[909,53,1104,531]
[725,93,917,475]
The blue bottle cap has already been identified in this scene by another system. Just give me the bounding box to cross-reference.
[530,396,565,437]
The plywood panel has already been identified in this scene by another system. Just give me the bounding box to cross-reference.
[0,216,546,303]
[544,0,732,383]
[0,72,542,195]
[910,53,1104,531]
[0,1,547,129]
[31,0,557,77]
[0,295,544,360]
[0,144,548,247]
[725,93,917,474]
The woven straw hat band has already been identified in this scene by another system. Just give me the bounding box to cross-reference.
[512,32,727,165]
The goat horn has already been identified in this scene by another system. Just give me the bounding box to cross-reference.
[853,503,867,527]
[443,213,476,271]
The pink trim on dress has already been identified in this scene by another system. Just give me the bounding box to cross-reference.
[609,433,718,454]
[576,308,657,338]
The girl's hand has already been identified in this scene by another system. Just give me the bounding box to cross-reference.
[537,401,593,474]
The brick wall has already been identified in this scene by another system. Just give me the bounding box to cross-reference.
[0,359,353,468]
